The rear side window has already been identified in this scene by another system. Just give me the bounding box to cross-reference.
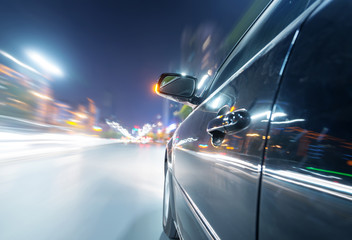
[208,0,314,94]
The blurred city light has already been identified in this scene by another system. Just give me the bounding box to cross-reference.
[106,120,153,141]
[66,120,78,126]
[30,90,53,101]
[139,124,152,137]
[26,50,63,77]
[166,123,177,133]
[181,72,186,76]
[0,50,41,75]
[93,126,102,132]
[75,113,88,119]
[154,83,159,94]
[106,120,134,139]
[0,131,117,160]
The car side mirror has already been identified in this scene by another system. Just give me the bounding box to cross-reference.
[156,73,198,105]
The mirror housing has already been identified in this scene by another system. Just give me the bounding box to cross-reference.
[156,73,199,105]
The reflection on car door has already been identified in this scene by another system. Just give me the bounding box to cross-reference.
[259,1,352,239]
[172,1,320,239]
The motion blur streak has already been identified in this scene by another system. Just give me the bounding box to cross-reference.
[0,131,117,162]
[264,169,352,201]
[26,50,63,77]
[0,50,41,75]
[30,90,53,101]
[0,143,167,240]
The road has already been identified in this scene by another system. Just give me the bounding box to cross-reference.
[0,143,169,240]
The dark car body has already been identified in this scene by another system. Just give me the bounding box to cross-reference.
[158,0,352,239]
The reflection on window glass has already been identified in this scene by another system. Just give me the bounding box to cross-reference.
[209,0,313,94]
[184,0,272,98]
[161,76,179,87]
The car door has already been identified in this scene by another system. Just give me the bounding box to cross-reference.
[171,0,321,239]
[259,1,352,239]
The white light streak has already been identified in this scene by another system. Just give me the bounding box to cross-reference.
[26,50,63,77]
[166,123,177,133]
[30,90,53,101]
[197,74,209,89]
[0,50,41,75]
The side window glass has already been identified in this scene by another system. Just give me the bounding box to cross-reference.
[208,0,313,94]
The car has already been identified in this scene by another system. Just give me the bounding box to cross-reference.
[155,0,352,239]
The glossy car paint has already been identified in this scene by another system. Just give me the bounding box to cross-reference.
[259,1,352,239]
[163,0,352,239]
[167,1,322,239]
[172,33,296,240]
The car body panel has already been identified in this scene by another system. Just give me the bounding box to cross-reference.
[172,33,293,239]
[161,0,352,239]
[259,1,352,239]
[169,0,321,238]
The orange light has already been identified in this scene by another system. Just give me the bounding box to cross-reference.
[226,146,234,150]
[230,106,236,112]
[246,133,260,137]
[272,145,282,149]
[154,83,159,94]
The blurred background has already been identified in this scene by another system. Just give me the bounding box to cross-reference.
[0,0,270,239]
[0,0,270,143]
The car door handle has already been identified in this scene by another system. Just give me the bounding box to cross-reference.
[207,109,250,146]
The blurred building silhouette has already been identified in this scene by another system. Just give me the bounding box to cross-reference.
[181,23,223,96]
[161,24,226,127]
[0,50,99,133]
[54,100,73,125]
[0,51,53,123]
[87,98,97,129]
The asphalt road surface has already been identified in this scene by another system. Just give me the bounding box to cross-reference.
[0,143,169,240]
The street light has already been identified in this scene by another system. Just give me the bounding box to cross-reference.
[26,50,63,77]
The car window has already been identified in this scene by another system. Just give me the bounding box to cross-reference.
[192,0,272,98]
[207,0,314,95]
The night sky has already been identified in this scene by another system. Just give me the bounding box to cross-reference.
[0,0,251,127]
